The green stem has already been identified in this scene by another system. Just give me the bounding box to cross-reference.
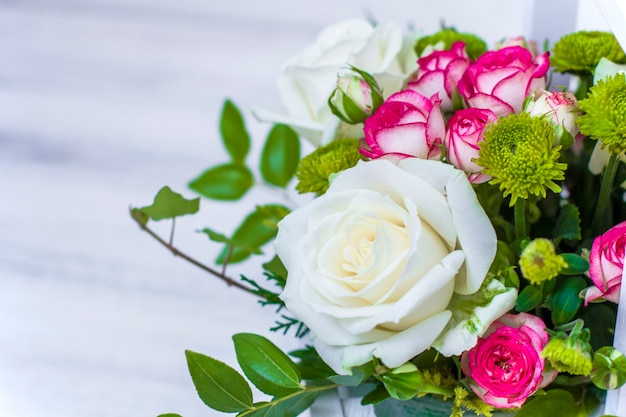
[592,153,619,235]
[238,383,339,417]
[514,198,527,240]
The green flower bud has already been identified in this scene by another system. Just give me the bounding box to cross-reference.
[519,238,567,284]
[328,67,383,124]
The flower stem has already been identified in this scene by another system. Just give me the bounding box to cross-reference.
[592,153,619,235]
[514,198,527,240]
[130,209,259,297]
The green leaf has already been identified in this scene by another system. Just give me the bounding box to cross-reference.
[233,333,302,396]
[130,207,149,225]
[216,205,290,264]
[238,391,320,417]
[139,186,200,221]
[328,367,370,387]
[362,384,391,406]
[553,204,581,241]
[289,346,335,381]
[189,163,253,201]
[379,370,423,401]
[185,350,253,413]
[515,285,543,312]
[551,276,587,325]
[580,303,616,349]
[260,124,300,188]
[560,253,590,275]
[199,228,263,256]
[157,414,183,417]
[515,389,587,417]
[220,100,250,163]
[263,255,287,288]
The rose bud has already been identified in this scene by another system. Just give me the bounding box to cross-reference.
[444,107,496,183]
[329,67,384,124]
[524,88,581,147]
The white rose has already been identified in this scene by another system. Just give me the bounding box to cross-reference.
[275,159,497,374]
[254,20,419,146]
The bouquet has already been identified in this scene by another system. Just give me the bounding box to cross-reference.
[131,19,626,417]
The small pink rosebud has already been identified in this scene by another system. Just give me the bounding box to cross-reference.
[524,88,581,147]
[584,221,626,305]
[444,108,496,183]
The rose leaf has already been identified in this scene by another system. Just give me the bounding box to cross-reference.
[188,162,254,201]
[138,186,200,221]
[233,333,302,396]
[260,124,300,188]
[184,350,253,413]
[220,99,250,163]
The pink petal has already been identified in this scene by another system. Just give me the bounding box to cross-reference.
[466,93,514,117]
[375,123,429,157]
[475,67,518,93]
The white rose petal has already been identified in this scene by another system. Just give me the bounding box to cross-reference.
[276,159,497,373]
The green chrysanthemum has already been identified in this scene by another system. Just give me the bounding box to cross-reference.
[295,139,365,195]
[577,73,626,156]
[519,238,567,284]
[542,325,593,376]
[551,31,626,75]
[476,113,567,206]
[414,28,487,60]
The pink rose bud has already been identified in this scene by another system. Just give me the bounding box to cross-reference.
[407,41,471,113]
[329,68,384,124]
[524,88,581,147]
[458,46,550,116]
[444,108,496,183]
[461,313,557,409]
[584,221,626,305]
[495,36,540,58]
[360,89,445,161]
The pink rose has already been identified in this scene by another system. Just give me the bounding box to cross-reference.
[457,46,550,116]
[584,221,626,305]
[360,89,445,161]
[495,36,540,58]
[461,313,557,409]
[444,108,497,184]
[524,88,581,144]
[407,41,471,112]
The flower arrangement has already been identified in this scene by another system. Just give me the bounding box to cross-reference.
[131,19,626,417]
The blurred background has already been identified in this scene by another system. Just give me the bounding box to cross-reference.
[0,1,612,416]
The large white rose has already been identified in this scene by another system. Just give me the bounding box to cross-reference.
[275,159,497,374]
[254,20,419,146]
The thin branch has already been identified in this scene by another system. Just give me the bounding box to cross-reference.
[130,210,259,297]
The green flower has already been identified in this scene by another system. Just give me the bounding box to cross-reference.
[542,320,593,376]
[519,238,567,284]
[295,139,365,195]
[476,112,567,206]
[577,73,626,156]
[551,31,626,75]
[414,28,487,60]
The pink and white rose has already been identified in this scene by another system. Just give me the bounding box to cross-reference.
[276,158,497,374]
[495,36,540,58]
[444,108,497,183]
[457,46,550,116]
[524,88,581,144]
[461,313,558,408]
[360,90,445,161]
[254,20,419,146]
[584,221,626,305]
[407,41,471,112]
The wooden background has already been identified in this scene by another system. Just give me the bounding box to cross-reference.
[0,1,609,416]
